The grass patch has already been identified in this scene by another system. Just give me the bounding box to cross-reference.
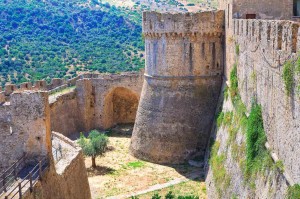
[245,103,273,182]
[274,160,285,174]
[224,86,229,100]
[282,61,295,96]
[229,63,239,103]
[134,180,206,199]
[209,141,231,197]
[287,184,300,199]
[124,161,145,169]
[50,86,76,96]
[235,44,240,56]
[217,112,224,128]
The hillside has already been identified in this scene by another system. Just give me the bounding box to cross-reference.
[0,0,217,86]
[0,0,144,86]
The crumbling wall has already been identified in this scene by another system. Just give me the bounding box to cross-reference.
[0,91,51,170]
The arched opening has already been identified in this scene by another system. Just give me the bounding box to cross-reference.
[103,87,139,129]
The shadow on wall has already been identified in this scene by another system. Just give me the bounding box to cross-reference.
[103,87,139,128]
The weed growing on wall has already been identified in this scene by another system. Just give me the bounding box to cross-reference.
[245,104,273,181]
[282,61,294,96]
[209,141,231,197]
[217,112,224,128]
[235,44,240,56]
[287,184,300,199]
[229,63,239,103]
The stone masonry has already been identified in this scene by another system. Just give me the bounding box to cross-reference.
[130,11,224,164]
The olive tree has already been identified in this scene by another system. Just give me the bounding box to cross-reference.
[77,130,108,168]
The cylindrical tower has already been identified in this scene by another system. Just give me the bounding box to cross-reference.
[130,11,225,164]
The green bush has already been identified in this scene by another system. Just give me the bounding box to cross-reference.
[282,61,294,96]
[274,160,285,174]
[152,193,162,199]
[165,191,175,199]
[177,196,199,199]
[287,184,300,199]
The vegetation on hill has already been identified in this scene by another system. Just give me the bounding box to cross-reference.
[0,0,218,87]
[0,0,144,86]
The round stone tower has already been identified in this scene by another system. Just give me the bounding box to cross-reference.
[130,11,225,164]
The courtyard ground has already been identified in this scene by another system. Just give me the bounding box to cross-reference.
[84,125,207,199]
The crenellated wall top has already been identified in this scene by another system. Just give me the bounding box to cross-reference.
[142,10,224,36]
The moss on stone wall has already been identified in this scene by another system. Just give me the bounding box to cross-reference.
[209,141,231,198]
[287,184,300,199]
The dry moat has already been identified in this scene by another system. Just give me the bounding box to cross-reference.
[81,125,206,199]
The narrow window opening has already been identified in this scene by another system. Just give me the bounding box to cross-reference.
[246,14,256,19]
[292,24,298,53]
[293,0,300,16]
[277,25,282,50]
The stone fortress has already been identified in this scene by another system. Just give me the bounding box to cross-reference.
[0,0,300,198]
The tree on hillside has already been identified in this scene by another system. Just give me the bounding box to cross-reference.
[77,130,109,168]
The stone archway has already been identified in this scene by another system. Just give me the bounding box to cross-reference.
[103,87,139,129]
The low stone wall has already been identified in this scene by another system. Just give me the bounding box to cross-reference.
[24,132,91,199]
[50,91,80,137]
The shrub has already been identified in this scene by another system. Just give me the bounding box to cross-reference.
[274,160,285,174]
[287,184,300,199]
[152,193,162,199]
[177,196,199,199]
[282,61,294,96]
[165,191,175,199]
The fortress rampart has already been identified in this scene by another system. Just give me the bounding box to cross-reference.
[50,71,144,137]
[231,18,300,183]
[0,91,51,170]
[130,11,224,164]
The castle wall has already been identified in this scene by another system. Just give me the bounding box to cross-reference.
[130,11,224,164]
[49,72,143,137]
[219,0,293,20]
[50,91,80,137]
[77,73,143,131]
[232,19,300,183]
[207,17,300,197]
[0,91,51,170]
